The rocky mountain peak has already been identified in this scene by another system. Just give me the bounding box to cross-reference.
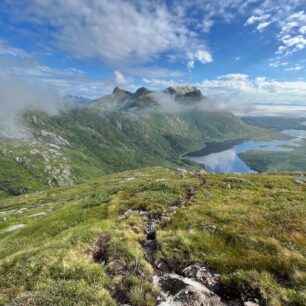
[134,87,152,97]
[112,87,132,96]
[165,86,201,95]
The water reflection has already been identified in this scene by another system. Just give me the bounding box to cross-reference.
[185,136,302,173]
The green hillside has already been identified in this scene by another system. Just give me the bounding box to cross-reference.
[0,168,305,305]
[0,103,273,197]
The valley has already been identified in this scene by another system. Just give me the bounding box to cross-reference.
[0,88,305,306]
[0,87,276,198]
[1,2,306,305]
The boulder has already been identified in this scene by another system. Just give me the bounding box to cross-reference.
[294,178,306,185]
[183,264,220,289]
[174,287,224,306]
[177,168,187,177]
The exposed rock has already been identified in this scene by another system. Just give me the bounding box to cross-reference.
[182,264,220,290]
[123,209,148,218]
[244,302,259,306]
[5,224,25,232]
[134,87,153,97]
[157,274,224,306]
[156,260,171,273]
[159,275,187,295]
[29,212,47,218]
[177,168,187,177]
[294,177,306,185]
[174,287,224,306]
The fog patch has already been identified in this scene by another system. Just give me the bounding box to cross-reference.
[0,77,60,139]
[148,91,256,115]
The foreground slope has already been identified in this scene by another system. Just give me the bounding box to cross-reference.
[0,168,305,305]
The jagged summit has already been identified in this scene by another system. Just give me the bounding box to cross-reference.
[92,85,205,111]
[112,86,152,97]
[112,87,132,95]
[165,85,201,95]
[134,87,153,97]
[165,86,204,103]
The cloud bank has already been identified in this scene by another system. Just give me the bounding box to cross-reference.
[0,77,60,138]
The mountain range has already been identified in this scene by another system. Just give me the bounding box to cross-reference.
[0,86,277,198]
[0,86,305,306]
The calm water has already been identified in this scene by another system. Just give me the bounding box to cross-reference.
[185,131,304,173]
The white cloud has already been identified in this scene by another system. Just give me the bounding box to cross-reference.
[245,3,306,57]
[257,21,271,32]
[0,39,30,58]
[114,71,130,87]
[142,73,306,116]
[278,34,306,55]
[300,25,306,34]
[285,65,303,71]
[269,59,288,68]
[3,0,213,70]
[187,49,213,70]
[197,73,306,106]
[277,10,306,55]
[180,0,256,28]
[143,78,185,89]
[245,14,270,26]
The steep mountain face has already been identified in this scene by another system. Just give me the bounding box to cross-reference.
[0,87,273,197]
[91,86,158,112]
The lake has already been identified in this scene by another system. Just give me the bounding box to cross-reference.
[185,131,304,173]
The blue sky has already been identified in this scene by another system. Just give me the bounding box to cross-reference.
[0,0,306,109]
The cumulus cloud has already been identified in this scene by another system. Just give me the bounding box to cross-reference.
[114,71,130,87]
[198,73,306,107]
[144,73,306,103]
[187,49,213,70]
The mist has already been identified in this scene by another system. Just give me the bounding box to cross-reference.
[0,77,60,139]
[148,90,256,115]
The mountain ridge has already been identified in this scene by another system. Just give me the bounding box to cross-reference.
[91,85,206,112]
[0,87,280,197]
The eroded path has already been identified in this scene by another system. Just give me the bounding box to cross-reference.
[139,179,261,306]
[140,185,226,306]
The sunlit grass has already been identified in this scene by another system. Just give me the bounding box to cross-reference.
[0,168,305,305]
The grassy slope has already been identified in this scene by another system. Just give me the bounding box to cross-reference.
[0,168,305,305]
[0,108,273,197]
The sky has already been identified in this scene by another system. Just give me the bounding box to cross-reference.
[0,0,306,110]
